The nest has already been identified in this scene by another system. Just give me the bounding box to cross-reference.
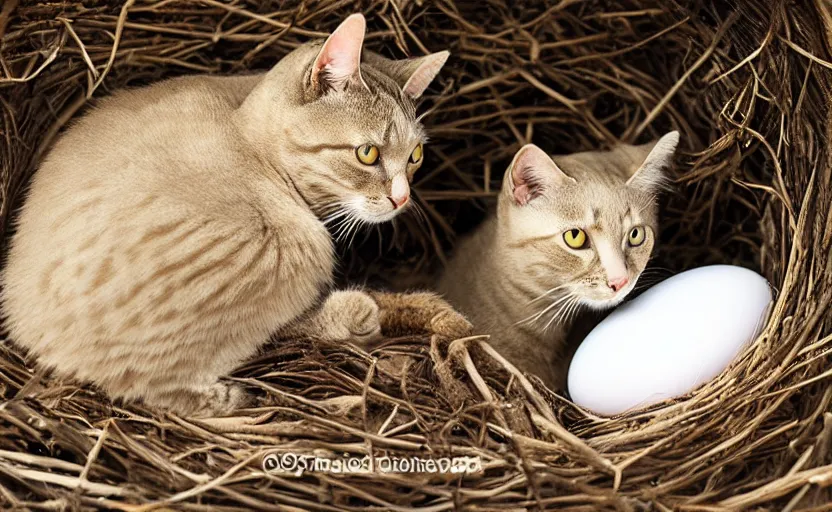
[1,0,831,509]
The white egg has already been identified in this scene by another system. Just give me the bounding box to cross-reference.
[567,265,772,416]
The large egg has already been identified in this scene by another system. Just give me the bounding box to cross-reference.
[567,265,772,416]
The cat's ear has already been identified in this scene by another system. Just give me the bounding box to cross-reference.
[626,131,679,191]
[504,144,575,206]
[400,52,450,98]
[310,14,366,93]
[365,51,450,99]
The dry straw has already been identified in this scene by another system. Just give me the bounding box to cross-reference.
[1,0,831,510]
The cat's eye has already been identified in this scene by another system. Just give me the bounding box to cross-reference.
[628,226,646,247]
[563,228,588,249]
[409,143,423,164]
[356,144,380,165]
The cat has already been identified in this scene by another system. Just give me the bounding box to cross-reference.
[438,132,679,389]
[1,14,469,417]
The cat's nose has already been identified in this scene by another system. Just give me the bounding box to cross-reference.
[388,195,408,209]
[608,276,629,292]
[388,175,409,209]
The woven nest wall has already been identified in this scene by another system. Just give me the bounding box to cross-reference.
[1,0,831,510]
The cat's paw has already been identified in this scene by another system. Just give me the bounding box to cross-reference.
[368,290,474,340]
[318,290,382,345]
[430,308,474,340]
[151,382,249,418]
[204,382,248,415]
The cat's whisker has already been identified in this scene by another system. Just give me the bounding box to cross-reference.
[634,278,663,291]
[542,302,566,332]
[528,295,573,325]
[334,213,359,243]
[340,214,363,246]
[321,199,348,216]
[332,218,348,241]
[565,297,583,324]
[528,283,570,305]
[407,201,431,236]
[415,202,431,229]
[640,266,674,277]
[323,208,351,227]
[542,295,578,332]
[326,206,352,231]
[374,224,387,255]
[558,296,579,325]
[359,221,375,245]
[517,292,573,326]
[640,268,673,276]
[564,300,581,326]
[636,273,664,282]
[346,217,366,248]
[340,217,360,244]
[337,217,352,243]
[632,270,669,290]
[326,217,351,239]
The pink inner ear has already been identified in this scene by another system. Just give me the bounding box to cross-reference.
[317,50,355,86]
[507,144,575,206]
[513,184,532,206]
[510,144,548,206]
[312,15,365,91]
[402,52,449,98]
[403,68,434,98]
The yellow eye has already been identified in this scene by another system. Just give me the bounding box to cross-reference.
[563,228,588,249]
[410,143,423,164]
[628,226,646,247]
[356,144,379,165]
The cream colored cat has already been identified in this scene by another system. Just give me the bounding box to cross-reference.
[439,133,679,388]
[2,14,461,416]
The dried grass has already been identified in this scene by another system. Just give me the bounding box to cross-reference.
[1,0,831,510]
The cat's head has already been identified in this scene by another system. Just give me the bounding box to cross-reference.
[241,14,448,225]
[496,132,679,310]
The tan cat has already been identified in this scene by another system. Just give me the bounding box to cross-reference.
[2,14,462,416]
[438,133,679,388]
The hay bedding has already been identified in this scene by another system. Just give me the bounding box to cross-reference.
[0,0,831,509]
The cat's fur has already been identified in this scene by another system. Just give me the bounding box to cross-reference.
[1,14,458,416]
[438,133,679,388]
